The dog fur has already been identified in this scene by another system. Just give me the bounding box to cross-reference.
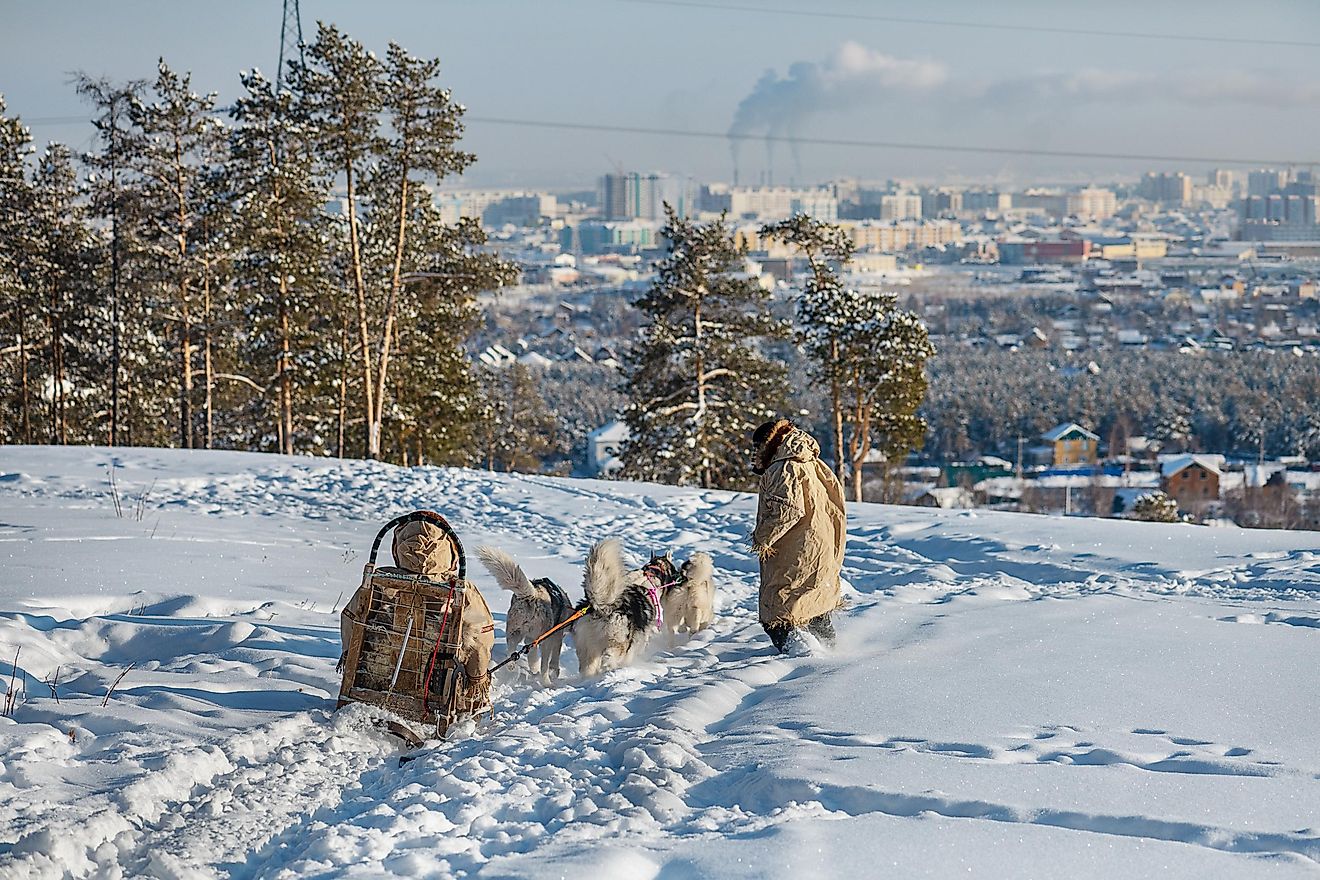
[574,539,665,677]
[662,551,716,643]
[476,546,574,685]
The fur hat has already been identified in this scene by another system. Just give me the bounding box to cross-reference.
[752,418,795,475]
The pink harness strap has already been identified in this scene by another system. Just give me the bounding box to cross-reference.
[642,570,681,631]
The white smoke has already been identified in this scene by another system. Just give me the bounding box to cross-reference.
[726,44,1320,181]
[728,42,947,182]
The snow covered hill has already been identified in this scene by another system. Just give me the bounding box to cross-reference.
[2,446,1319,879]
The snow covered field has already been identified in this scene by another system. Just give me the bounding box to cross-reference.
[2,446,1319,879]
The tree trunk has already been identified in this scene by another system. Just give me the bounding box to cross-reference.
[849,377,869,503]
[278,290,293,455]
[202,260,213,450]
[49,293,67,444]
[123,370,132,446]
[343,163,376,458]
[830,338,844,482]
[175,135,193,449]
[693,295,709,489]
[372,173,411,446]
[46,306,58,443]
[336,313,348,459]
[180,296,193,448]
[108,104,123,448]
[18,320,30,444]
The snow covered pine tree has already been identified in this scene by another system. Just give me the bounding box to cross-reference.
[761,214,935,502]
[622,207,789,489]
[289,25,516,463]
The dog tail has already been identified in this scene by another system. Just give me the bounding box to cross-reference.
[683,551,714,587]
[475,545,543,601]
[582,538,629,608]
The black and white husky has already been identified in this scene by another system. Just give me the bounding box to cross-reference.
[476,546,574,685]
[574,539,674,677]
[576,541,718,675]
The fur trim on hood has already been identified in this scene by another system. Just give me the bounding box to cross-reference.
[754,418,798,474]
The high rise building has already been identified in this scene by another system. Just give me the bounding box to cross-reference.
[961,190,1012,214]
[600,172,696,221]
[880,193,922,221]
[1248,169,1289,198]
[920,188,962,218]
[725,186,838,221]
[1067,187,1117,220]
[1138,172,1191,206]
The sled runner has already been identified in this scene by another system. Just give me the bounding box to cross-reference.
[337,510,491,734]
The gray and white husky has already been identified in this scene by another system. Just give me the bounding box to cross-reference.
[476,546,574,685]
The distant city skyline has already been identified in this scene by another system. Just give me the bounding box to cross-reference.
[4,0,1320,187]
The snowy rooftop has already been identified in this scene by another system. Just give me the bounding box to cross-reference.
[1041,422,1100,442]
[1161,453,1225,478]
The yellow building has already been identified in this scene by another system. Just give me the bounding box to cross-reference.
[1098,238,1168,260]
[1041,423,1099,466]
[739,219,962,255]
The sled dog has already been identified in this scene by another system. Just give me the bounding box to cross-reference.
[574,539,675,677]
[476,546,574,685]
[661,551,716,643]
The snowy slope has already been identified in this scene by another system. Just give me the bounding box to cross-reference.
[1,446,1319,879]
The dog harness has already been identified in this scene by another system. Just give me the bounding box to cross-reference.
[641,557,682,631]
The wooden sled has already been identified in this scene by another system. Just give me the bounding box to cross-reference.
[337,511,489,735]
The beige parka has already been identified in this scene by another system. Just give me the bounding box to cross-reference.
[751,428,847,627]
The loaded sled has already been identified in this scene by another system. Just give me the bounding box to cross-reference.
[338,511,494,735]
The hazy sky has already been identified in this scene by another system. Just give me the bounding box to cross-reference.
[4,0,1320,188]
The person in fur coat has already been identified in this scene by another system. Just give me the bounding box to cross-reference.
[750,418,847,652]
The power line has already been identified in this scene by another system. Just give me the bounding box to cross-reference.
[615,0,1320,49]
[20,111,1316,167]
[463,116,1312,168]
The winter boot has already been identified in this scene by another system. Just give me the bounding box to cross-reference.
[805,613,836,648]
[763,622,792,653]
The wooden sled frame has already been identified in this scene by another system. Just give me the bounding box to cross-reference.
[337,510,479,734]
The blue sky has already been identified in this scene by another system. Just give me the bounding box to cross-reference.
[4,0,1319,187]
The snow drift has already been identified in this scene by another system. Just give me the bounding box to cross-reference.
[1,446,1318,878]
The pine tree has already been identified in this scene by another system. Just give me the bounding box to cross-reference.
[366,42,476,460]
[228,69,334,454]
[761,214,935,501]
[0,97,37,443]
[123,60,229,448]
[621,208,789,489]
[845,303,935,502]
[23,144,102,444]
[375,209,517,465]
[293,27,515,463]
[759,214,853,479]
[474,363,562,472]
[1132,489,1180,523]
[76,75,144,446]
[289,24,385,458]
